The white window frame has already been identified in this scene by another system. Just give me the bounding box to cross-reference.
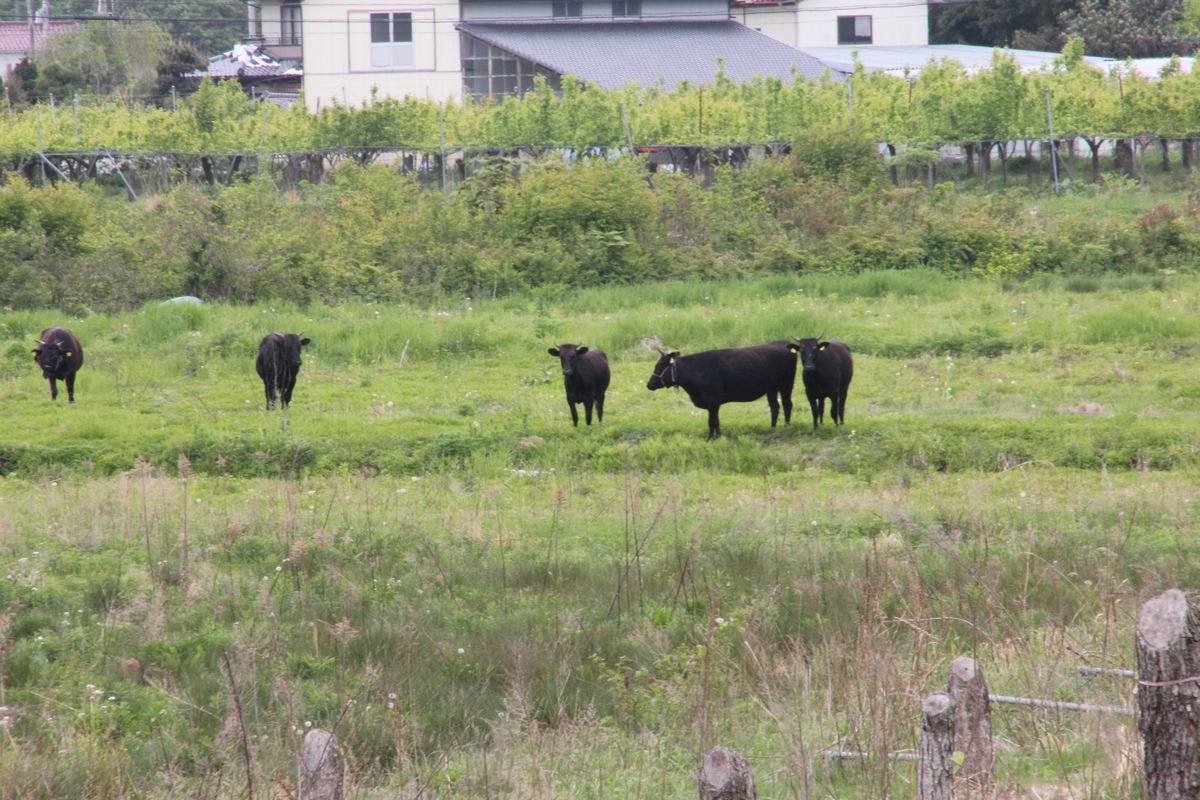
[281,3,302,45]
[612,0,640,18]
[837,15,872,45]
[370,12,414,69]
[552,0,583,19]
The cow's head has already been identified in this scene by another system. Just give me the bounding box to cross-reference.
[646,350,680,390]
[548,344,589,377]
[790,336,828,373]
[32,338,72,379]
[283,334,311,367]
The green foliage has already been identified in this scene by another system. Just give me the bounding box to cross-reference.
[32,22,171,100]
[10,49,1200,157]
[4,157,1200,310]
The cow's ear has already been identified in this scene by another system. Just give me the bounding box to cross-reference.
[788,344,798,354]
[577,346,589,355]
[548,347,560,357]
[668,351,679,361]
[818,342,829,351]
[299,338,311,347]
[65,352,73,358]
[31,349,40,359]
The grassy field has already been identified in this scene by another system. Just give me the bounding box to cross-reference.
[2,270,1199,797]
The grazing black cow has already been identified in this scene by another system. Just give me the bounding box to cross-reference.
[791,337,853,430]
[256,332,311,410]
[646,341,797,440]
[548,344,610,426]
[32,326,84,403]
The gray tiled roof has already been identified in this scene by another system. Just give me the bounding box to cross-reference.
[456,20,843,89]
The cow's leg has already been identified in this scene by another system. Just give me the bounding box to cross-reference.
[707,407,721,440]
[767,392,780,427]
[568,400,579,427]
[65,373,76,403]
[782,391,793,425]
[281,377,294,409]
[837,389,848,426]
[264,380,275,410]
[48,378,58,401]
[595,393,605,423]
[584,398,594,425]
[816,397,826,426]
[808,395,819,430]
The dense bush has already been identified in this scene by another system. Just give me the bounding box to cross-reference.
[3,151,1200,311]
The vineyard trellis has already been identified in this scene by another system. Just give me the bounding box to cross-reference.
[5,41,1200,193]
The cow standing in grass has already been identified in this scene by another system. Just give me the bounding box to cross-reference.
[792,337,853,430]
[645,341,796,439]
[548,344,610,426]
[256,332,311,410]
[32,326,84,402]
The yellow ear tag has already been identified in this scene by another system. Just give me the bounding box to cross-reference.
[668,356,675,363]
[65,352,73,357]
[818,344,827,351]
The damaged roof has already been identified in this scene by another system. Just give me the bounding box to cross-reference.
[193,43,301,80]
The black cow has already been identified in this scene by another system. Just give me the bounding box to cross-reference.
[646,341,797,439]
[256,332,311,410]
[32,326,84,403]
[791,337,853,430]
[548,344,610,426]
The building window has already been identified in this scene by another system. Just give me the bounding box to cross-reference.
[612,0,640,18]
[281,4,301,45]
[371,12,414,68]
[552,1,582,19]
[837,15,872,45]
[461,33,561,100]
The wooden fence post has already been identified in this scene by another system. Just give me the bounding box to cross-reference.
[1136,589,1200,800]
[948,655,993,795]
[698,747,756,800]
[918,692,954,800]
[300,728,344,800]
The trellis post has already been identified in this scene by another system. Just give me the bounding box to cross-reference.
[299,728,344,800]
[1137,589,1200,800]
[948,656,992,795]
[918,692,954,800]
[698,747,756,800]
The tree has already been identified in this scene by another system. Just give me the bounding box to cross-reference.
[1061,0,1199,58]
[29,0,244,57]
[930,0,1076,47]
[154,40,205,106]
[33,22,171,99]
[7,58,38,105]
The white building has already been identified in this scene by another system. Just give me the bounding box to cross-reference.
[252,0,850,109]
[248,0,944,110]
[730,0,928,50]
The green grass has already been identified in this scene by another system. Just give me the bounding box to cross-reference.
[3,272,1200,478]
[2,271,1199,797]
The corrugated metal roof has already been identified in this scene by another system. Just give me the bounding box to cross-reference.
[456,20,843,89]
[799,44,1193,78]
[0,20,77,55]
